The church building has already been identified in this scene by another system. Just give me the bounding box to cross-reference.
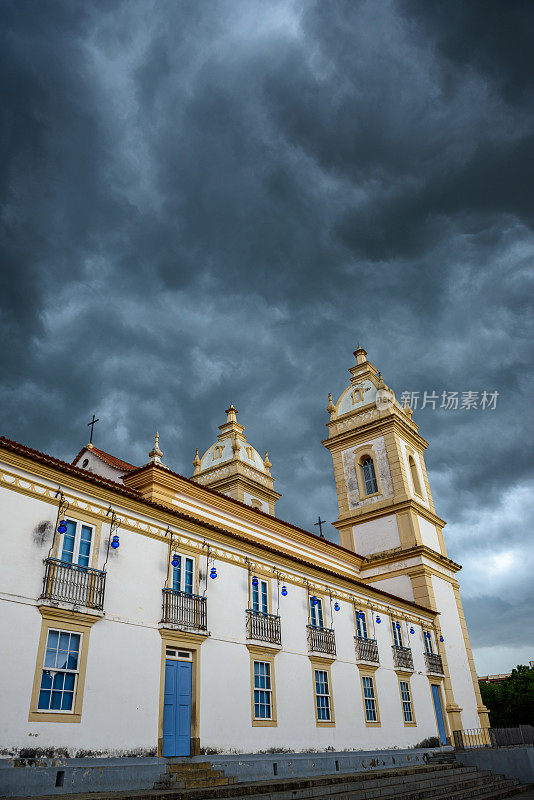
[0,348,488,757]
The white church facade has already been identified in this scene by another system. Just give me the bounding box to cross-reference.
[0,348,488,758]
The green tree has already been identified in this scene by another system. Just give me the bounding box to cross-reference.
[479,664,534,727]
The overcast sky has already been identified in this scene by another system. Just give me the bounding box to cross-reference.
[1,0,533,675]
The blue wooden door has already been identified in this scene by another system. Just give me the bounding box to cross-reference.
[431,684,447,745]
[163,660,192,757]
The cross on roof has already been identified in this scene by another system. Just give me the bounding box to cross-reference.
[87,414,99,444]
[314,515,326,538]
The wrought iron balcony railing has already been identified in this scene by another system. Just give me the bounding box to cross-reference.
[425,652,444,674]
[307,624,336,656]
[41,558,106,611]
[355,636,379,663]
[162,588,207,631]
[392,644,414,670]
[246,609,282,645]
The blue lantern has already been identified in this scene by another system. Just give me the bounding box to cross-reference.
[310,595,318,606]
[376,616,381,624]
[110,534,120,549]
[171,554,179,567]
[210,566,217,579]
[58,520,67,534]
[440,635,444,643]
[396,622,401,630]
[334,602,340,612]
[359,611,365,619]
[410,627,415,635]
[252,576,259,587]
[281,585,288,596]
[426,631,431,638]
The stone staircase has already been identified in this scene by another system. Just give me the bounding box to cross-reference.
[150,759,531,800]
[154,761,237,791]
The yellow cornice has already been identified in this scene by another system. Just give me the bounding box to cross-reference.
[323,413,428,453]
[360,545,461,574]
[334,498,446,530]
[193,457,277,493]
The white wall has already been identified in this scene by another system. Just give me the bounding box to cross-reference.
[417,515,441,553]
[431,576,480,729]
[352,516,401,557]
[365,575,415,602]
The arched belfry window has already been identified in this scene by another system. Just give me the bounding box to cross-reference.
[409,455,422,497]
[361,456,378,495]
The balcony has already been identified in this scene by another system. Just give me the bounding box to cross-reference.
[392,644,414,670]
[162,588,207,631]
[425,652,444,675]
[40,558,106,611]
[355,636,379,663]
[307,624,336,656]
[246,609,282,645]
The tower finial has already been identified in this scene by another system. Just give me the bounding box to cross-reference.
[149,431,164,464]
[263,450,272,474]
[353,345,367,365]
[193,447,201,475]
[327,392,335,414]
[225,404,238,424]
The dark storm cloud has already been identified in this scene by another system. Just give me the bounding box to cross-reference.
[1,0,533,673]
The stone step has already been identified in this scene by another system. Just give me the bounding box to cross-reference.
[148,766,480,800]
[162,768,227,780]
[166,762,213,772]
[155,777,234,790]
[211,773,514,800]
[175,764,471,800]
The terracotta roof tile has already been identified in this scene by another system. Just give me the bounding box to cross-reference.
[72,445,136,472]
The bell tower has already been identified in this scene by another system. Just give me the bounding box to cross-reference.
[323,346,446,560]
[323,347,489,734]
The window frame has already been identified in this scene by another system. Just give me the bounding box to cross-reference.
[29,609,97,723]
[353,446,382,501]
[251,577,269,615]
[392,619,404,648]
[171,552,195,595]
[37,628,81,714]
[423,629,434,655]
[309,596,325,629]
[398,678,416,726]
[355,608,368,639]
[248,645,278,727]
[253,660,273,720]
[359,668,381,726]
[58,518,95,568]
[310,657,335,727]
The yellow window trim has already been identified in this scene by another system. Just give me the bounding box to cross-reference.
[309,656,335,727]
[28,607,100,723]
[249,650,278,727]
[359,668,381,727]
[352,446,383,501]
[397,675,417,727]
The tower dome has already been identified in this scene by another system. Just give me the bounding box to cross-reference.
[191,405,280,515]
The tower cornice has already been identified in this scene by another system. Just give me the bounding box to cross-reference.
[333,497,446,530]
